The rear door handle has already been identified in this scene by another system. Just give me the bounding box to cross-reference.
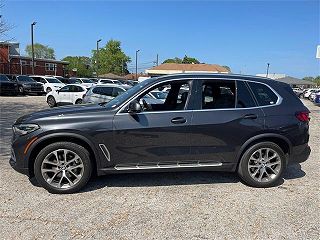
[171,117,187,124]
[243,114,258,119]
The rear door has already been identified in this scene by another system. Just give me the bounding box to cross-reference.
[189,79,265,167]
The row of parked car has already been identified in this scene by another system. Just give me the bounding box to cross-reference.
[0,73,170,107]
[292,87,320,106]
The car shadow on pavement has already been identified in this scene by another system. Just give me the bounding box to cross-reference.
[28,164,306,193]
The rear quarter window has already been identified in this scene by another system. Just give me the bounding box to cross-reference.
[248,82,278,106]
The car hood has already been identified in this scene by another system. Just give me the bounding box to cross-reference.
[15,104,108,124]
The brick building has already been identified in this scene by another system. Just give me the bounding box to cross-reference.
[0,42,69,76]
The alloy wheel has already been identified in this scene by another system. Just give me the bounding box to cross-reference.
[41,149,84,189]
[247,148,281,183]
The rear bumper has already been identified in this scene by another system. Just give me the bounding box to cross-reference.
[288,143,311,165]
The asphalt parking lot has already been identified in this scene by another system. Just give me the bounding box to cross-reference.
[0,96,319,239]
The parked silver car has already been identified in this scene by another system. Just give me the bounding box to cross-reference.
[83,84,131,104]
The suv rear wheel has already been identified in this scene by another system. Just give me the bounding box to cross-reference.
[237,142,285,187]
[34,142,92,194]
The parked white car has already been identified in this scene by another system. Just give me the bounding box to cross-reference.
[30,75,65,93]
[97,78,122,85]
[309,90,320,101]
[304,88,319,98]
[69,78,96,89]
[46,84,87,107]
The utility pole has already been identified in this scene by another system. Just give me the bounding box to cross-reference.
[135,49,140,80]
[31,22,37,75]
[156,54,159,66]
[96,39,102,77]
[266,63,270,78]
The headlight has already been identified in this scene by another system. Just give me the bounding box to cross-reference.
[13,124,40,136]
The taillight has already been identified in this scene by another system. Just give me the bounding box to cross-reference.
[295,111,310,122]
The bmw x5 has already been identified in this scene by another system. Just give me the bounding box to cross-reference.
[10,74,311,193]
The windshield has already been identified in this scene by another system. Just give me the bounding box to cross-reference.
[46,77,62,83]
[17,75,36,82]
[82,79,94,83]
[103,78,156,110]
[0,75,10,82]
[69,79,82,84]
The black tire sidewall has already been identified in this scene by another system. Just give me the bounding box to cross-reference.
[238,142,286,188]
[47,96,56,107]
[34,142,92,194]
[75,99,82,104]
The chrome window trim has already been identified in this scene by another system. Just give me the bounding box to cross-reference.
[115,77,282,116]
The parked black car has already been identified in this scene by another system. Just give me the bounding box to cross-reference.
[6,75,44,95]
[0,74,18,95]
[10,74,310,193]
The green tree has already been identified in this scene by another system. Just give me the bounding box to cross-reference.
[222,65,231,72]
[313,76,320,86]
[302,76,315,82]
[182,55,200,64]
[163,57,182,64]
[25,43,55,59]
[92,39,131,75]
[62,56,92,77]
[163,56,201,64]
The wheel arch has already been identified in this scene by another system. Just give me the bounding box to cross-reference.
[27,133,99,177]
[235,133,292,170]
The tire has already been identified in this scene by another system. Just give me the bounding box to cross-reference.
[46,87,52,93]
[34,142,92,194]
[299,93,303,98]
[237,142,286,188]
[75,99,83,104]
[47,95,56,108]
[18,86,24,95]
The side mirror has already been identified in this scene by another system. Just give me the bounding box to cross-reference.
[128,100,142,114]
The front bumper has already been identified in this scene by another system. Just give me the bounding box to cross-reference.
[9,147,30,176]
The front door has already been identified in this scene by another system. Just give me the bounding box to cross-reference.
[110,79,194,167]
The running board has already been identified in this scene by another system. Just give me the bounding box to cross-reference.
[114,161,222,171]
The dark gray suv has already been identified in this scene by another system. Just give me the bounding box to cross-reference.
[10,74,310,193]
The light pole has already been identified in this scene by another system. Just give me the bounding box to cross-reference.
[266,63,270,78]
[31,21,37,75]
[135,49,140,80]
[96,39,102,77]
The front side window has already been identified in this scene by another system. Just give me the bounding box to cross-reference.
[17,76,35,82]
[113,87,125,97]
[202,80,235,109]
[131,81,190,112]
[248,82,278,106]
[236,81,257,108]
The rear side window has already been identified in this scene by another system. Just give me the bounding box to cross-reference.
[92,87,113,96]
[202,80,236,109]
[112,87,125,97]
[248,82,278,106]
[236,81,256,108]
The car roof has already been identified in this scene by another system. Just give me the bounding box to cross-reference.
[65,84,86,89]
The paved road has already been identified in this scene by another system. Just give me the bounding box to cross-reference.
[0,96,319,239]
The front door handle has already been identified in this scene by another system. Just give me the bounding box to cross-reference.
[171,117,187,124]
[243,114,258,119]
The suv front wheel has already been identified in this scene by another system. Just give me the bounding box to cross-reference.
[34,142,92,194]
[237,142,285,188]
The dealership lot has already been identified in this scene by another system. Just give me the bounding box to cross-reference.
[0,96,319,239]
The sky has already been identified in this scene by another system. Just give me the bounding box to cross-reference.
[2,0,320,77]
